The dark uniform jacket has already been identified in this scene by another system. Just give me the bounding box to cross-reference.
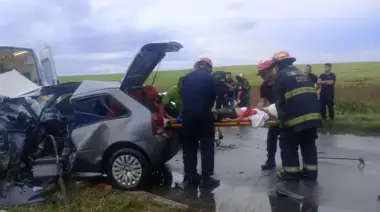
[274,66,322,132]
[216,80,228,98]
[182,68,217,118]
[225,79,237,98]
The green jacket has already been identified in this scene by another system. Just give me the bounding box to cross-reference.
[162,86,183,113]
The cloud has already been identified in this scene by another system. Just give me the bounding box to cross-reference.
[0,0,379,76]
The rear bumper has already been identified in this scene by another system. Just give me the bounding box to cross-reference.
[150,134,181,166]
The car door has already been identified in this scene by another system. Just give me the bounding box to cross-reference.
[69,93,132,172]
[38,45,59,85]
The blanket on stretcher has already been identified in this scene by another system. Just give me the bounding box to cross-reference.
[165,104,278,128]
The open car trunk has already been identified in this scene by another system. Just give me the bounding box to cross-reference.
[120,41,183,91]
[119,41,183,114]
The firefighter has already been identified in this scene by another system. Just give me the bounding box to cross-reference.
[224,72,237,108]
[271,51,321,181]
[215,75,228,109]
[236,74,251,107]
[256,59,280,170]
[179,57,220,189]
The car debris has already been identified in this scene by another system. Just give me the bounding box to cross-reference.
[0,41,184,207]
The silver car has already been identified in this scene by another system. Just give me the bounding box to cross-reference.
[0,41,183,192]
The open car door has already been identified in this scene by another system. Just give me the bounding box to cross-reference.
[39,45,59,86]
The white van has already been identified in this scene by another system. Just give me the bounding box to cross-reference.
[0,46,58,87]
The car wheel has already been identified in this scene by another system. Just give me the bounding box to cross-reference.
[106,148,151,190]
[151,164,173,187]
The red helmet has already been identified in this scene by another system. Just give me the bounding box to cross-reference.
[272,51,296,63]
[199,57,212,66]
[194,57,213,72]
[256,59,273,75]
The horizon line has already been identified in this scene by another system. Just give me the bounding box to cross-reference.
[59,61,380,77]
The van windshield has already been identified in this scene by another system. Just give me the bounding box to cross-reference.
[0,47,40,84]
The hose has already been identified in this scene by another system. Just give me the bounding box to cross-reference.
[48,135,69,207]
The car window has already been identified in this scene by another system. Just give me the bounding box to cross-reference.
[73,95,129,118]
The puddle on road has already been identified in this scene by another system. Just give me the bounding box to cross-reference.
[215,144,237,151]
[161,128,380,212]
[149,167,322,212]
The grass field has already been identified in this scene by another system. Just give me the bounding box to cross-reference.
[59,62,380,89]
[60,62,380,133]
[9,182,186,212]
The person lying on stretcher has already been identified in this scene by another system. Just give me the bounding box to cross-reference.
[214,107,256,121]
[210,105,277,144]
[213,104,277,128]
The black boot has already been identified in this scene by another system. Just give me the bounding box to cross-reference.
[261,161,276,170]
[176,173,201,189]
[200,176,220,189]
[301,169,318,181]
[277,169,301,181]
[219,133,224,140]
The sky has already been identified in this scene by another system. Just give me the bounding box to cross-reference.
[0,0,379,76]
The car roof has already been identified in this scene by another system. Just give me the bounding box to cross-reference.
[71,80,121,99]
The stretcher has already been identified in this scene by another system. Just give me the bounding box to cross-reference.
[167,119,278,128]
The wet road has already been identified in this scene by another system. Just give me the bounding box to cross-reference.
[152,127,380,212]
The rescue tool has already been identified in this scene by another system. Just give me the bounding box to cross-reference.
[317,156,365,168]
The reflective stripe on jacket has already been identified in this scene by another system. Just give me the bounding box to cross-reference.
[274,66,322,132]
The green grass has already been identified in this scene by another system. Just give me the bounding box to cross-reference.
[9,182,187,212]
[59,62,380,90]
[332,100,380,135]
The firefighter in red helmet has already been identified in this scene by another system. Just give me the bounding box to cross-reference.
[194,57,213,73]
[179,57,220,189]
[256,59,280,170]
[271,51,321,181]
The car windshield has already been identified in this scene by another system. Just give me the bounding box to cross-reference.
[0,47,40,84]
[24,95,53,117]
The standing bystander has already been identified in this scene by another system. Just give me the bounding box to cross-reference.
[317,63,336,120]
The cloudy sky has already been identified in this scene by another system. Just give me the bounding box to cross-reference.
[0,0,379,76]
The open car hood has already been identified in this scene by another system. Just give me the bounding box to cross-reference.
[120,41,183,90]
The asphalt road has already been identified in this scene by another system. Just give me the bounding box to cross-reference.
[152,127,380,212]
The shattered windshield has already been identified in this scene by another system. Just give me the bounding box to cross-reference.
[24,95,53,117]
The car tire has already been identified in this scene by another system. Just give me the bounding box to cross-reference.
[106,148,151,190]
[151,164,173,187]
